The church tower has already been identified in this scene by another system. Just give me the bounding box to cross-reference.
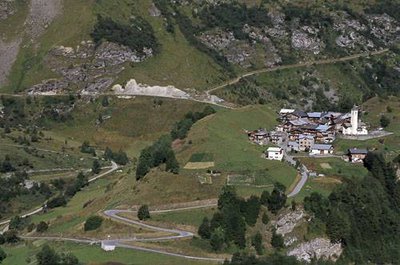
[351,106,358,135]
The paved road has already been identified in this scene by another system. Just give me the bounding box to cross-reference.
[22,204,225,263]
[287,167,309,198]
[277,133,309,197]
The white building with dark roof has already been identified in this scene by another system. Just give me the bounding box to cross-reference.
[310,144,334,155]
[266,147,284,161]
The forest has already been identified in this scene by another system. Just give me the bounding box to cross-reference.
[304,152,400,263]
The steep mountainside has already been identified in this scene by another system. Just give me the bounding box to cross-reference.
[0,0,398,106]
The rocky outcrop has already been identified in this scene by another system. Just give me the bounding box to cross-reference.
[274,209,305,236]
[291,29,324,54]
[287,238,343,263]
[27,40,153,95]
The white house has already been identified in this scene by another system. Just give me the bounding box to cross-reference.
[309,144,334,156]
[266,147,284,161]
[101,241,116,251]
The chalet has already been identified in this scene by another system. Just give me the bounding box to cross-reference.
[309,144,334,156]
[266,147,284,161]
[269,131,285,145]
[348,148,368,163]
[248,129,269,145]
[298,134,315,151]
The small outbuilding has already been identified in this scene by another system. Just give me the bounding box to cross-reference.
[348,148,368,163]
[310,144,334,156]
[101,241,116,252]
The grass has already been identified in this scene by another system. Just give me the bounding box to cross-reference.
[2,241,214,265]
[49,97,206,158]
[151,207,217,228]
[299,157,368,180]
[189,153,214,162]
[0,0,29,41]
[177,105,297,188]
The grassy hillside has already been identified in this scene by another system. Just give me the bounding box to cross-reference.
[177,105,297,188]
[1,0,227,93]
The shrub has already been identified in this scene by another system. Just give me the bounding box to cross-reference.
[380,115,391,128]
[271,231,284,250]
[47,196,67,208]
[84,216,103,231]
[0,247,6,263]
[36,221,49,233]
[138,205,150,220]
[3,230,20,243]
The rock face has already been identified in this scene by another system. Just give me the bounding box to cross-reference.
[28,41,153,95]
[274,210,305,236]
[287,238,343,263]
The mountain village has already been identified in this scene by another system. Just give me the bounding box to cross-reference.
[247,106,371,164]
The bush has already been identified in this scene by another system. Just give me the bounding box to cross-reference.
[271,231,284,250]
[380,115,391,128]
[91,160,101,174]
[252,232,263,255]
[47,196,67,208]
[0,247,6,263]
[84,216,103,231]
[198,217,211,239]
[36,221,49,233]
[261,212,269,225]
[3,230,20,243]
[0,234,5,245]
[138,205,150,220]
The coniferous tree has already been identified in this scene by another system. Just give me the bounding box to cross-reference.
[198,217,211,239]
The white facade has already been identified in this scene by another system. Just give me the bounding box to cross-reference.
[342,107,368,135]
[266,147,284,161]
[101,241,116,251]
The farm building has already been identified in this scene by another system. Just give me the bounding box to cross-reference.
[348,148,368,163]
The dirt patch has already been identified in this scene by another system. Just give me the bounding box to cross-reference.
[184,161,215,169]
[312,176,342,184]
[320,162,332,169]
[0,38,21,86]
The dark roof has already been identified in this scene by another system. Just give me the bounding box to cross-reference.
[292,110,308,118]
[311,144,333,150]
[348,148,368,154]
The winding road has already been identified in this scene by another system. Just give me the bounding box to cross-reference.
[21,206,225,263]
